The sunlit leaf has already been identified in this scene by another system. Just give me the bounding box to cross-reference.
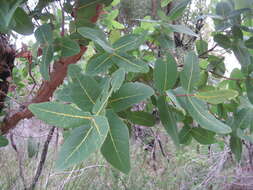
[29,102,92,128]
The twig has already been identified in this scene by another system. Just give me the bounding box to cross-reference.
[208,70,243,81]
[198,44,218,58]
[27,126,55,190]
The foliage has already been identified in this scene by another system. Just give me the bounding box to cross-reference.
[0,0,253,177]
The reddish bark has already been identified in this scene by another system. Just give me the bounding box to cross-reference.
[1,46,87,134]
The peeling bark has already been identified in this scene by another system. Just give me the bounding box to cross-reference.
[1,46,87,134]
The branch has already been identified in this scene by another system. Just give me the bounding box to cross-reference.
[1,46,87,134]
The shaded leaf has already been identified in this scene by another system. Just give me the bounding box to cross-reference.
[179,126,192,144]
[168,0,190,20]
[230,136,242,161]
[190,127,216,145]
[110,82,154,112]
[196,40,208,55]
[68,65,101,111]
[56,116,109,170]
[245,37,253,49]
[78,27,114,53]
[245,78,253,104]
[180,51,200,92]
[125,111,156,127]
[59,37,80,57]
[112,53,149,73]
[40,44,53,81]
[157,96,179,146]
[12,7,34,35]
[35,24,53,44]
[154,55,177,92]
[86,53,114,75]
[0,135,8,147]
[113,34,145,52]
[111,68,125,92]
[101,110,130,174]
[175,88,232,134]
[213,34,232,49]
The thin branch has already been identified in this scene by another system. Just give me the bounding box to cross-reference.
[28,126,55,190]
[208,70,243,81]
[198,44,218,58]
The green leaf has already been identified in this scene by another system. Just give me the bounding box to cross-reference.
[232,41,252,74]
[213,34,232,49]
[40,44,53,81]
[179,126,192,144]
[154,55,177,92]
[164,24,198,37]
[101,110,130,174]
[35,24,53,45]
[195,89,239,104]
[161,0,172,7]
[111,68,125,92]
[28,102,92,128]
[12,7,34,35]
[55,84,73,103]
[125,111,156,127]
[190,127,216,145]
[196,40,208,55]
[157,96,179,146]
[237,128,253,144]
[245,78,253,104]
[230,136,242,161]
[234,108,253,130]
[177,93,232,134]
[180,51,200,92]
[110,82,154,112]
[68,65,101,111]
[245,37,253,49]
[216,1,233,17]
[78,27,114,53]
[0,0,23,32]
[113,34,145,52]
[0,135,8,147]
[86,53,114,75]
[92,78,112,115]
[56,116,109,170]
[112,53,149,73]
[59,37,80,57]
[168,0,190,20]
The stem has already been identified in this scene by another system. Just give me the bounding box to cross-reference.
[175,94,195,97]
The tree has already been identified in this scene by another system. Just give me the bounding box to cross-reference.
[0,0,253,178]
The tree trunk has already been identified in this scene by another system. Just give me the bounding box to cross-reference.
[0,34,15,113]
